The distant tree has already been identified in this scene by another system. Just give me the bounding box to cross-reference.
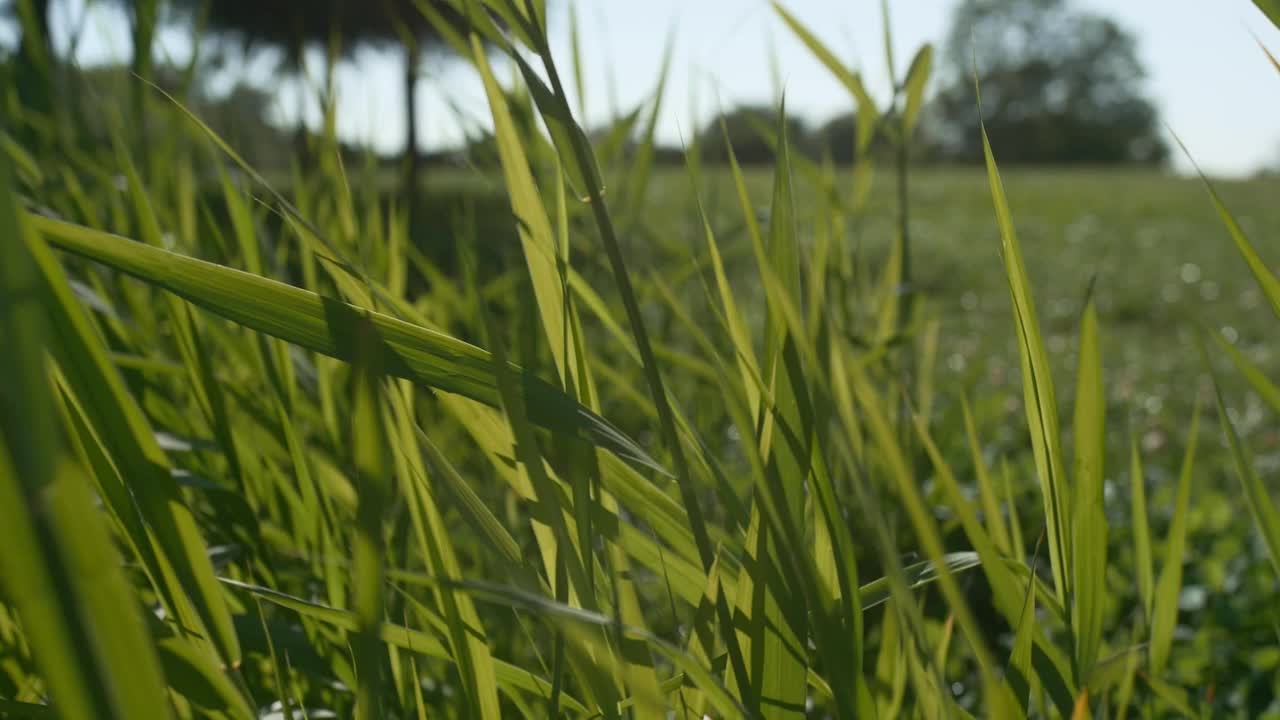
[64,62,293,167]
[3,0,55,128]
[170,0,472,199]
[928,0,1167,165]
[4,0,184,157]
[811,113,858,165]
[697,105,809,165]
[809,112,909,164]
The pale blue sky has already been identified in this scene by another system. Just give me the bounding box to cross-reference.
[39,0,1280,175]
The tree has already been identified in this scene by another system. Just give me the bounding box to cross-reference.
[3,0,55,132]
[928,0,1168,165]
[171,0,470,200]
[697,105,810,165]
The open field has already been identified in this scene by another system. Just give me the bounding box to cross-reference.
[4,3,1280,717]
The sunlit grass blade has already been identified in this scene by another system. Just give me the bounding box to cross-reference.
[961,394,1013,554]
[424,576,748,719]
[1259,36,1280,73]
[1071,302,1107,681]
[619,29,675,225]
[25,219,242,672]
[1203,345,1280,578]
[470,37,572,382]
[1149,402,1201,675]
[0,153,176,720]
[221,577,586,713]
[1130,434,1154,621]
[1173,134,1280,320]
[771,0,881,150]
[347,319,391,720]
[981,111,1071,607]
[482,9,722,599]
[848,361,1014,705]
[387,388,502,719]
[1254,0,1280,29]
[902,44,934,136]
[31,214,663,473]
[1210,327,1280,413]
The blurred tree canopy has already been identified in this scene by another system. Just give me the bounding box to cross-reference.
[927,0,1168,165]
[697,105,809,165]
[168,0,472,197]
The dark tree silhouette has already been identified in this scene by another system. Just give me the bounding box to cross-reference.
[171,0,471,199]
[928,0,1168,165]
[4,0,55,126]
[697,105,809,165]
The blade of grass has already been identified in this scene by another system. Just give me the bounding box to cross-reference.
[1130,434,1154,621]
[1071,302,1107,681]
[31,214,664,474]
[0,152,178,720]
[26,215,242,672]
[1209,327,1280,414]
[1149,402,1200,675]
[1173,133,1280,320]
[221,577,587,713]
[1203,342,1280,578]
[981,101,1071,608]
[961,394,1013,554]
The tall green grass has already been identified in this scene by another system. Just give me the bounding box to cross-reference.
[1,0,1278,717]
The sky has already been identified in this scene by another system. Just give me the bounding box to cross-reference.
[36,0,1280,176]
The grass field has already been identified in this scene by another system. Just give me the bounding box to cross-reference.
[627,166,1280,455]
[3,2,1280,718]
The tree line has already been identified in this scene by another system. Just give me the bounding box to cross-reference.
[2,0,1169,174]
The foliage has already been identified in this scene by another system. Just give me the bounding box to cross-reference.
[928,0,1169,165]
[696,104,811,165]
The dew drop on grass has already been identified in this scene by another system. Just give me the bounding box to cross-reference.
[1178,585,1207,612]
[1180,263,1201,283]
[1221,326,1238,344]
[1200,281,1220,301]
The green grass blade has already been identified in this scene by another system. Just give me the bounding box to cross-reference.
[961,394,1013,554]
[222,577,586,713]
[31,214,663,474]
[1205,348,1280,578]
[1174,134,1280,320]
[1071,302,1107,680]
[771,2,871,109]
[1258,37,1280,74]
[348,323,390,720]
[26,219,242,671]
[1130,434,1154,621]
[471,38,572,382]
[902,44,934,136]
[981,117,1071,607]
[914,414,1026,618]
[1149,403,1200,675]
[389,390,503,719]
[1254,0,1280,29]
[0,153,177,720]
[849,362,1012,701]
[1210,327,1280,414]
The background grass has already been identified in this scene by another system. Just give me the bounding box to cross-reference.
[2,1,1280,717]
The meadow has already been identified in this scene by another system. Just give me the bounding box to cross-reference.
[2,1,1280,718]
